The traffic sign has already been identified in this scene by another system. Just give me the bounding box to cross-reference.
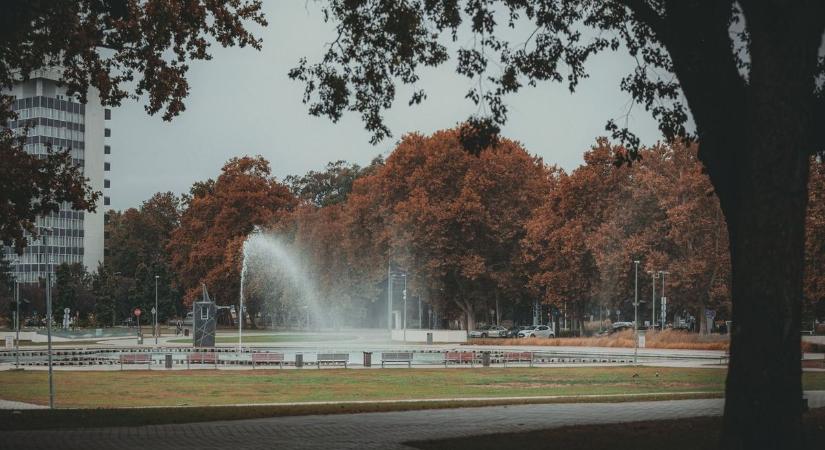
[134,308,141,317]
[151,307,156,315]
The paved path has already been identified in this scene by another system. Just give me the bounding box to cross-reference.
[3,393,824,450]
[0,400,45,410]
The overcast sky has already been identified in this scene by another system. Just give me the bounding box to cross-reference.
[108,2,665,211]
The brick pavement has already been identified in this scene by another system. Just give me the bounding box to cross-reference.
[3,393,822,450]
[0,399,723,450]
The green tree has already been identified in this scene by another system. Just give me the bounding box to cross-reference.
[285,160,365,207]
[105,192,182,321]
[53,263,94,325]
[292,2,825,445]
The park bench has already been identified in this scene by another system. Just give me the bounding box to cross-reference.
[381,351,413,368]
[187,352,219,369]
[503,351,533,367]
[317,353,349,368]
[251,352,285,369]
[444,351,474,367]
[119,353,152,370]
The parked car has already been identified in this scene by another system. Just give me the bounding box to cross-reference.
[610,321,634,333]
[469,325,508,338]
[507,326,531,338]
[518,325,555,338]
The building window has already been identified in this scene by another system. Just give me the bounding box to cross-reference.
[104,162,110,171]
[104,179,110,188]
[104,109,111,120]
[104,128,111,137]
[103,196,110,206]
[104,145,110,155]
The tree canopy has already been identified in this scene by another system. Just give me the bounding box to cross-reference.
[0,0,266,251]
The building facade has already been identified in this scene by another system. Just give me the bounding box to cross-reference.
[3,68,110,283]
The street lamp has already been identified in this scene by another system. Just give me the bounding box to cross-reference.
[154,275,159,345]
[112,272,121,327]
[401,273,407,341]
[648,270,659,331]
[659,271,669,330]
[633,260,640,365]
[42,227,55,409]
[387,259,392,333]
[8,258,20,369]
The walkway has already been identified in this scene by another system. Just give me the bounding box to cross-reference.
[3,393,824,450]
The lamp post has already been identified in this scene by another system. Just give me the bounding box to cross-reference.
[8,258,20,369]
[633,260,640,365]
[402,273,407,342]
[659,271,669,330]
[154,275,159,345]
[111,272,121,327]
[387,259,392,333]
[42,227,55,409]
[648,271,659,331]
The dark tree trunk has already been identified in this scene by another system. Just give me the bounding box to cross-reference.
[662,4,824,445]
[712,36,813,446]
[720,151,808,448]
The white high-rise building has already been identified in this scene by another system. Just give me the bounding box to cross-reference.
[3,68,110,283]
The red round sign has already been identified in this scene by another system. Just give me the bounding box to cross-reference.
[134,308,141,317]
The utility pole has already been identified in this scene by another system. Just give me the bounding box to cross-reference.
[633,260,640,365]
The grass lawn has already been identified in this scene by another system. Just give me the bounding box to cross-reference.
[166,334,358,344]
[3,367,825,409]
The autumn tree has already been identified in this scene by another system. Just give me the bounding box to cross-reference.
[292,2,825,444]
[168,157,295,314]
[345,129,550,330]
[0,0,265,251]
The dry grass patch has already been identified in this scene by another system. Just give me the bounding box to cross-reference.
[471,329,729,350]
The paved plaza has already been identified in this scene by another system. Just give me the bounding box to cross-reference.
[2,393,823,450]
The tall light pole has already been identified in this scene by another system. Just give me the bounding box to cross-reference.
[9,258,20,369]
[43,227,55,409]
[387,259,392,333]
[648,271,659,331]
[112,271,121,327]
[418,295,422,329]
[660,270,669,330]
[402,273,407,341]
[154,275,159,345]
[633,260,640,365]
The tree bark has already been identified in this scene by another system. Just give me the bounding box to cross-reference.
[720,163,808,448]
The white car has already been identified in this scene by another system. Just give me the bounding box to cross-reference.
[518,325,555,338]
[468,325,508,338]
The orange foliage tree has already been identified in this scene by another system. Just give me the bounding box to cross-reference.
[167,156,295,317]
[344,129,551,329]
